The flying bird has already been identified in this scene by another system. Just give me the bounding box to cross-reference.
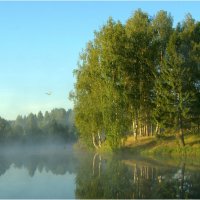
[45,92,52,96]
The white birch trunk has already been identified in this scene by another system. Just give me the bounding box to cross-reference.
[97,130,101,148]
[92,133,99,149]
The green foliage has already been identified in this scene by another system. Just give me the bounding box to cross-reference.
[0,108,77,142]
[71,9,200,150]
[0,117,12,138]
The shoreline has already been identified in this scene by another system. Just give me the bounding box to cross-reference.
[119,134,200,158]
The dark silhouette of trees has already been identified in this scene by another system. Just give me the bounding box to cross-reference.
[0,108,76,142]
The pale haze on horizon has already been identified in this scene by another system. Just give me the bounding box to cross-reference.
[0,1,200,120]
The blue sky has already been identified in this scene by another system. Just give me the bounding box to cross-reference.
[0,1,200,120]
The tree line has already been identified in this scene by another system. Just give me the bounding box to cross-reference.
[0,108,76,142]
[70,9,200,149]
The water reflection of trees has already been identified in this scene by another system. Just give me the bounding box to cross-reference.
[75,154,200,199]
[1,148,200,199]
[0,148,78,177]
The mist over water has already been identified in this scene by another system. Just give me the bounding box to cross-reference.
[0,141,77,198]
[0,139,73,155]
[0,141,200,199]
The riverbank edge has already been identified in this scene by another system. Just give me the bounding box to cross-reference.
[118,134,200,159]
[73,134,200,159]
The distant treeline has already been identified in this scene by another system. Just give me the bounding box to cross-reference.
[0,108,77,142]
[70,9,200,149]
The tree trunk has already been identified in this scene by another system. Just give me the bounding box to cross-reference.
[150,124,153,136]
[177,129,185,147]
[134,118,138,141]
[178,114,185,147]
[132,119,136,137]
[97,130,102,148]
[92,133,99,149]
[155,122,159,136]
[139,124,142,137]
[146,124,148,136]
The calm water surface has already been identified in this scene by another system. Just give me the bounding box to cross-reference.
[0,144,200,199]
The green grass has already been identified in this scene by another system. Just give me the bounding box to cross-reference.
[122,133,200,157]
[96,140,113,153]
[74,133,200,158]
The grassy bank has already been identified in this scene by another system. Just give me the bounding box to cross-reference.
[73,133,200,158]
[122,134,200,157]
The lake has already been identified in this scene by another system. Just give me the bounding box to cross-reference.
[0,143,200,199]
